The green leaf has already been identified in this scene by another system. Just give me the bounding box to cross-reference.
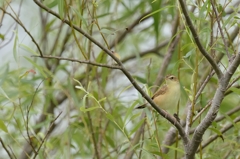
[0,34,4,40]
[58,0,64,18]
[199,1,209,20]
[106,113,115,122]
[123,101,138,124]
[70,7,88,28]
[105,135,115,148]
[46,0,58,8]
[140,5,174,22]
[162,145,185,154]
[45,19,56,32]
[150,0,162,41]
[209,127,222,136]
[24,56,47,78]
[128,118,144,136]
[0,120,8,133]
[101,68,108,88]
[68,80,80,107]
[133,75,147,84]
[13,30,19,62]
[19,44,38,55]
[80,106,100,112]
[224,114,237,128]
[229,87,240,95]
[149,151,162,156]
[0,87,11,100]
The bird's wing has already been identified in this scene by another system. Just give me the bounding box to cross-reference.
[152,84,168,99]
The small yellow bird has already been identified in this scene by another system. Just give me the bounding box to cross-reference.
[136,75,180,112]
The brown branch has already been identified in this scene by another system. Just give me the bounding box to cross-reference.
[109,11,152,49]
[32,55,122,69]
[123,113,146,159]
[26,79,45,154]
[154,13,181,90]
[197,116,240,152]
[169,104,240,148]
[215,105,240,122]
[20,89,66,159]
[32,112,62,159]
[178,0,223,79]
[0,7,43,57]
[121,40,168,63]
[188,52,240,158]
[0,137,15,159]
[210,0,230,59]
[33,0,189,149]
[159,25,239,155]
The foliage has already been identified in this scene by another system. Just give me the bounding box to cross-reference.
[0,0,240,159]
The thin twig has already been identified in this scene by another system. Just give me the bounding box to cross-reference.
[197,116,240,152]
[8,145,17,159]
[154,14,181,90]
[0,7,43,57]
[109,10,152,48]
[33,112,62,159]
[0,137,14,159]
[210,0,230,59]
[26,79,45,154]
[188,53,240,158]
[178,0,223,79]
[32,55,122,69]
[33,0,189,147]
[215,106,240,122]
[121,40,168,63]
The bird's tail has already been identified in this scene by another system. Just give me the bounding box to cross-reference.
[135,103,147,109]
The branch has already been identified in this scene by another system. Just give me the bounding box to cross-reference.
[123,113,145,159]
[154,14,181,90]
[26,79,45,154]
[20,89,66,159]
[197,116,240,152]
[32,55,122,70]
[210,0,230,59]
[178,0,223,79]
[0,137,15,159]
[33,0,121,65]
[109,11,152,48]
[33,0,189,148]
[188,52,240,158]
[157,25,239,156]
[121,40,168,63]
[0,7,43,57]
[166,105,240,152]
[33,112,62,159]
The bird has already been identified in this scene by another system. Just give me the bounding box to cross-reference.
[136,75,180,113]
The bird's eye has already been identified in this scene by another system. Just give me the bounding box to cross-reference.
[170,76,174,80]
